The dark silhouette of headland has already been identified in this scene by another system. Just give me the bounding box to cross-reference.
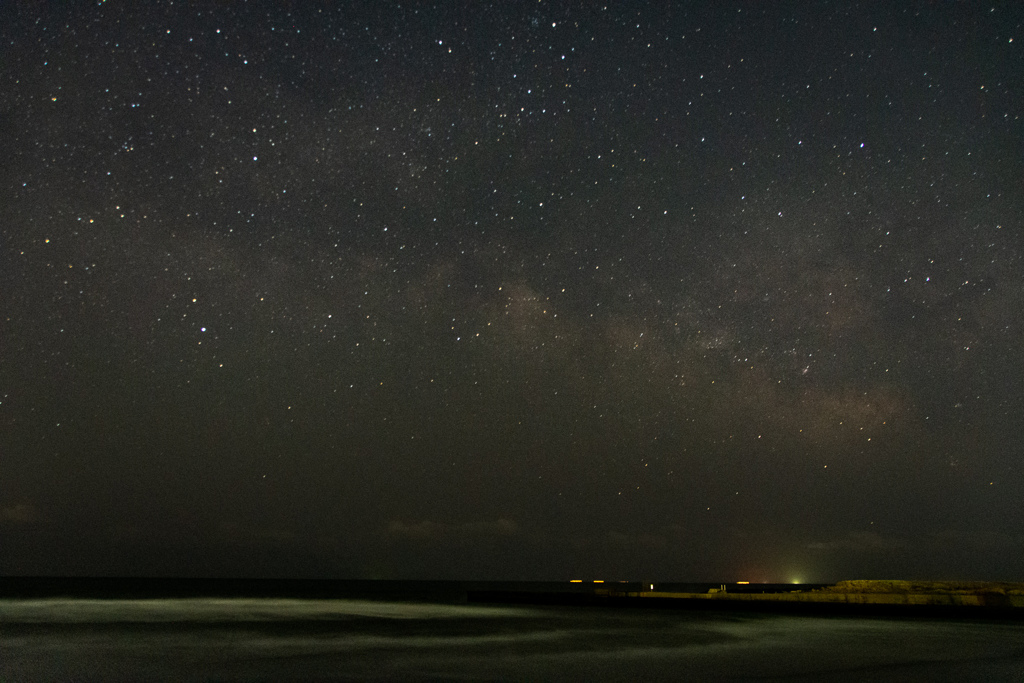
[468,580,1024,618]
[3,576,1022,618]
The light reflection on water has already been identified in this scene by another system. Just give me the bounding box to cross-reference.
[2,598,1024,681]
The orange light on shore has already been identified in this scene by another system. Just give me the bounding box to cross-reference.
[593,580,604,583]
[737,581,750,585]
[569,579,583,583]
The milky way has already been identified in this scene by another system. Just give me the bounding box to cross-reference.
[1,2,1021,581]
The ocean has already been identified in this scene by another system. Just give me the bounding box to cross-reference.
[2,580,1024,681]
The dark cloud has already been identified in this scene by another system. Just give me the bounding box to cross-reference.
[386,518,519,543]
[0,503,37,525]
[807,531,907,553]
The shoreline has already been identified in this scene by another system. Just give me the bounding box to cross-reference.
[467,580,1024,618]
[3,577,1023,618]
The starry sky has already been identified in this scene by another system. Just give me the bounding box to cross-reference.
[2,2,1022,582]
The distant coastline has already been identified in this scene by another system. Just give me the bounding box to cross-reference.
[616,579,1023,605]
[3,577,1022,618]
[469,579,1024,618]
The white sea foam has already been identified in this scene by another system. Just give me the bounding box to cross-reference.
[4,601,1024,681]
[0,597,537,623]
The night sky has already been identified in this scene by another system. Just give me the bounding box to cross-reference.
[2,2,1022,582]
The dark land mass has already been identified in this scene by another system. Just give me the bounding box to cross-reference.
[3,577,1023,620]
[469,580,1024,619]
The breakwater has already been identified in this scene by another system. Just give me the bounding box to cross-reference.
[469,580,1024,618]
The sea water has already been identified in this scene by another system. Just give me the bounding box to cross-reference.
[2,596,1024,681]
